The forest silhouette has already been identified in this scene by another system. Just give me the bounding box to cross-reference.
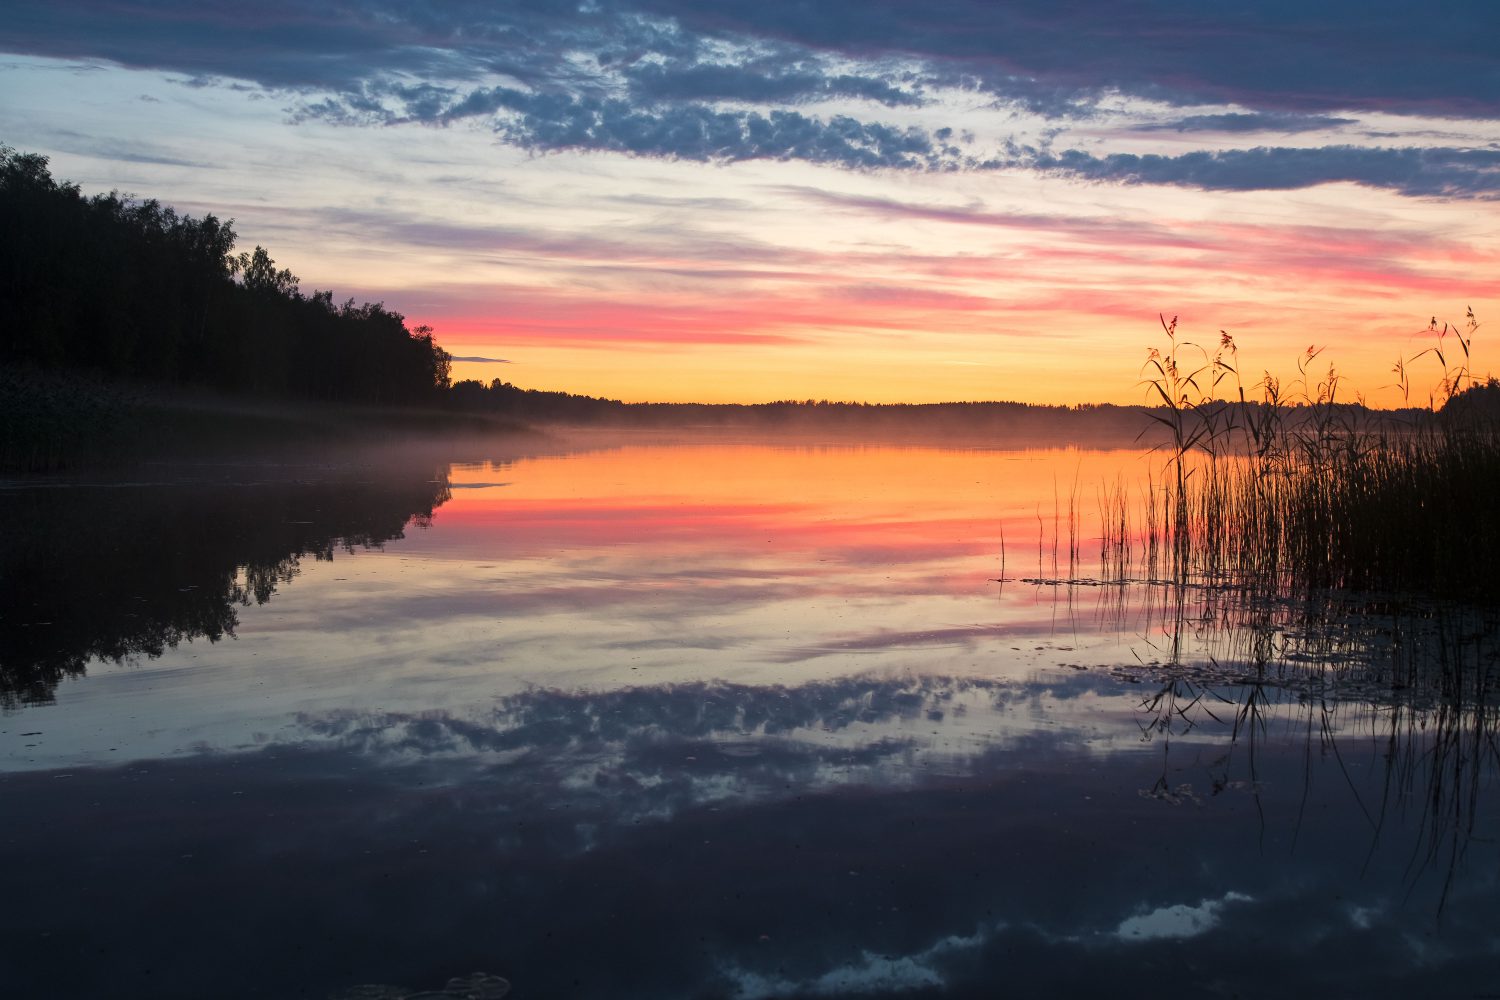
[0,146,451,404]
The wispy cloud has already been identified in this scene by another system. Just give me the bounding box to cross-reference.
[1136,112,1359,134]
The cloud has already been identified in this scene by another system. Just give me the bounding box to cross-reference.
[9,0,1499,120]
[780,186,1210,245]
[778,187,1499,299]
[305,83,1500,196]
[6,0,1499,195]
[303,81,1500,197]
[638,0,1500,118]
[448,355,510,363]
[301,204,801,269]
[1137,112,1359,134]
[475,89,946,170]
[1018,144,1500,198]
[0,0,609,92]
[292,81,947,171]
[18,127,215,169]
[624,60,923,108]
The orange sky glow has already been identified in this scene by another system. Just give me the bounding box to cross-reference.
[5,4,1498,407]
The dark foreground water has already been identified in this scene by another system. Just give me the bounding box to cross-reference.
[2,437,1497,998]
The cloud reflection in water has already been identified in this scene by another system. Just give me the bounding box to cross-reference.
[7,670,1496,999]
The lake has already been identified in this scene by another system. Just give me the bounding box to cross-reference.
[2,434,1496,998]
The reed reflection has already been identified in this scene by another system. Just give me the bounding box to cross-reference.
[1058,558,1500,916]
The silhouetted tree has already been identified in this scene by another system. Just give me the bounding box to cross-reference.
[0,145,452,405]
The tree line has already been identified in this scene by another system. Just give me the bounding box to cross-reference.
[0,146,450,404]
[449,376,1165,438]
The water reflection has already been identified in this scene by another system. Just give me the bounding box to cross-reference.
[1,439,1497,998]
[0,464,452,705]
[1109,575,1500,916]
[5,671,1495,998]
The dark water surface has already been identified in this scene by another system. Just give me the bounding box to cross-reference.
[2,438,1497,998]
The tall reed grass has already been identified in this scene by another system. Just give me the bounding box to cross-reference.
[1124,309,1500,602]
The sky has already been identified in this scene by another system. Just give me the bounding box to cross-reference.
[3,1,1499,405]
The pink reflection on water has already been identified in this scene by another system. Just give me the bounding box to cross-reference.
[345,440,1165,683]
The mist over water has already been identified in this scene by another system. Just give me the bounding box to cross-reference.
[2,433,1496,998]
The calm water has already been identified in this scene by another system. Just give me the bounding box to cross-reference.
[2,436,1497,998]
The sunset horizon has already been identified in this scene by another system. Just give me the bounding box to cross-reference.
[4,1,1496,407]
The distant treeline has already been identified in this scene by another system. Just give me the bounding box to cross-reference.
[449,377,1164,436]
[446,376,1468,441]
[0,145,450,404]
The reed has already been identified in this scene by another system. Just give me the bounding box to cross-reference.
[1108,311,1500,914]
[1134,309,1500,602]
